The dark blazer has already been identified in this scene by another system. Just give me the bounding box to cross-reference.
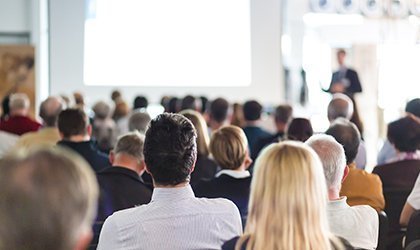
[253,132,284,159]
[372,160,420,190]
[328,68,362,97]
[194,173,251,219]
[57,140,110,172]
[243,126,272,160]
[190,154,218,186]
[96,166,152,221]
[222,236,355,250]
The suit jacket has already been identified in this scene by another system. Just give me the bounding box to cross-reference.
[190,154,218,186]
[243,126,272,160]
[372,159,420,190]
[329,68,362,97]
[253,132,284,159]
[57,140,110,172]
[194,173,251,218]
[96,166,152,221]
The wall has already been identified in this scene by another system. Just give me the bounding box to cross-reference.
[0,0,29,33]
[49,0,284,106]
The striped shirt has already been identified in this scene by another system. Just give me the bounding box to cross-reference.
[98,184,243,250]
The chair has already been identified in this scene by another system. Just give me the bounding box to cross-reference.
[383,188,412,250]
[377,211,389,250]
[88,221,105,250]
[406,239,420,250]
[405,210,420,248]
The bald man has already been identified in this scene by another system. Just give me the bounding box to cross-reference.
[14,96,65,150]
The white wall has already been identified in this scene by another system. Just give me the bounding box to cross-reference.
[0,0,29,32]
[49,0,284,106]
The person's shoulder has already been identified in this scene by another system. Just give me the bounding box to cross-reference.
[195,197,239,213]
[349,204,378,220]
[106,202,150,225]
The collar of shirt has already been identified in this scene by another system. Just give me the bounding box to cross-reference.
[327,197,350,210]
[151,184,195,202]
[215,169,251,179]
[387,150,420,163]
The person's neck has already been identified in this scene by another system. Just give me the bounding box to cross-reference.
[66,134,90,142]
[275,123,286,134]
[210,120,224,131]
[328,187,341,201]
[154,181,189,189]
[10,110,27,117]
[246,120,260,127]
[112,154,141,175]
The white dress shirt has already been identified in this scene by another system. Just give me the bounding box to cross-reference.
[98,184,242,250]
[327,197,379,250]
[407,174,420,209]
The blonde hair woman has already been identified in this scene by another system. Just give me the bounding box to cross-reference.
[194,125,252,219]
[222,141,354,250]
[180,109,217,186]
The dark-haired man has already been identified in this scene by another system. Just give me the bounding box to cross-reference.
[57,108,110,172]
[98,113,242,250]
[207,97,230,132]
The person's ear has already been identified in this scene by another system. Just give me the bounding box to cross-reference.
[138,160,146,174]
[244,151,253,169]
[342,165,350,183]
[73,229,93,250]
[59,132,65,139]
[109,151,115,165]
[144,163,151,174]
[87,124,92,137]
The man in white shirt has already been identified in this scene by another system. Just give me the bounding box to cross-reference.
[306,134,379,250]
[98,113,242,250]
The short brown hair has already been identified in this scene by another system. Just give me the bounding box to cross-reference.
[58,108,89,138]
[210,125,248,170]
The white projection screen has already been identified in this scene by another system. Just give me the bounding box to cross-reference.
[84,0,251,87]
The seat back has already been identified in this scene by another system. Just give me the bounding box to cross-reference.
[406,210,420,247]
[377,211,389,250]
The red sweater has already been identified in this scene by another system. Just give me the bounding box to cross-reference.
[0,115,41,136]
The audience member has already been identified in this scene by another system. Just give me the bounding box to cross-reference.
[0,93,41,135]
[160,96,170,112]
[0,147,98,250]
[14,96,64,149]
[195,125,252,219]
[306,134,378,250]
[207,97,230,132]
[373,115,420,189]
[223,141,354,250]
[254,104,292,157]
[133,95,148,110]
[98,113,242,250]
[113,100,130,135]
[57,108,110,172]
[1,95,10,121]
[92,101,117,153]
[326,118,385,211]
[328,93,367,169]
[110,90,122,103]
[73,91,86,110]
[231,102,245,128]
[199,96,209,114]
[128,109,151,134]
[168,97,179,113]
[242,100,271,160]
[401,162,420,226]
[180,109,218,186]
[377,98,420,165]
[96,132,152,222]
[180,95,199,111]
[286,117,313,142]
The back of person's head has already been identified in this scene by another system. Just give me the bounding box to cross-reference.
[210,125,248,170]
[112,100,130,121]
[40,96,65,127]
[180,95,198,111]
[144,113,197,186]
[133,95,148,110]
[180,109,210,157]
[114,132,145,162]
[387,115,420,153]
[243,141,331,250]
[9,93,30,113]
[406,98,420,118]
[168,97,179,113]
[111,90,122,102]
[73,92,85,106]
[286,118,313,142]
[231,103,245,127]
[92,101,111,120]
[306,134,347,191]
[128,110,151,134]
[199,96,209,114]
[0,147,98,250]
[327,93,354,121]
[325,118,361,165]
[243,100,263,122]
[209,97,229,124]
[58,108,89,139]
[275,104,293,124]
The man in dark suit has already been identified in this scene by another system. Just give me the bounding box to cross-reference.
[57,108,110,172]
[96,131,152,221]
[328,49,362,98]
